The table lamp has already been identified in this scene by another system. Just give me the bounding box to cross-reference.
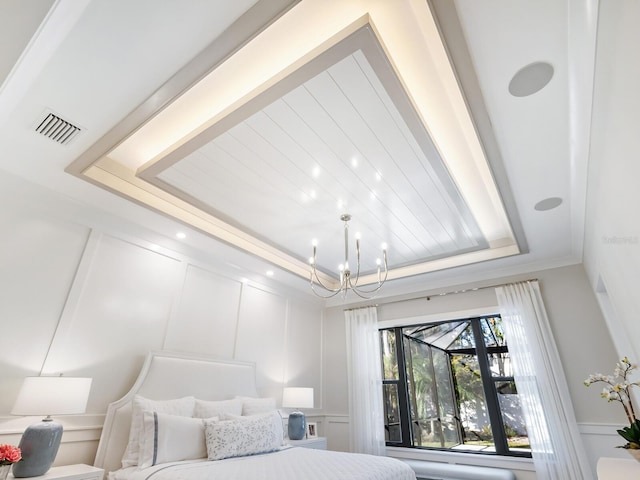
[11,377,92,478]
[282,387,313,440]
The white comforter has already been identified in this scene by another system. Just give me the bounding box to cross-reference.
[125,447,416,480]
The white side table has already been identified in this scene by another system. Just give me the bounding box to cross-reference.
[289,437,327,450]
[9,464,104,480]
[597,456,640,479]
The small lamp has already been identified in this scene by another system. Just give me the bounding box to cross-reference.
[282,387,313,441]
[11,377,92,478]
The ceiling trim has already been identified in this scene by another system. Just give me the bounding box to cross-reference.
[566,0,599,259]
[427,0,529,256]
[137,24,489,264]
[88,156,521,287]
[84,157,330,285]
[66,0,523,288]
[66,0,302,177]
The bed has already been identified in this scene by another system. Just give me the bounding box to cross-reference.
[94,351,416,480]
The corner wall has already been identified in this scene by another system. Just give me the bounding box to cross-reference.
[582,0,640,364]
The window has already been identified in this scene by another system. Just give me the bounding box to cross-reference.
[380,315,531,457]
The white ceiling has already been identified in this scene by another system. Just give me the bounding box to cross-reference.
[0,0,598,303]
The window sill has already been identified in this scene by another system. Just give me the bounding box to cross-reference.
[386,446,536,472]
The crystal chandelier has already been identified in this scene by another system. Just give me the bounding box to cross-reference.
[309,214,388,299]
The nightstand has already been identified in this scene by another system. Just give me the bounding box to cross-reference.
[597,457,640,479]
[289,437,327,450]
[9,464,104,480]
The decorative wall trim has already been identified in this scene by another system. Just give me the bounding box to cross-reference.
[578,422,625,436]
[0,414,104,432]
[388,447,535,473]
[324,414,349,423]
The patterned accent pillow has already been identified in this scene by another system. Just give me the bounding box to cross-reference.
[235,396,277,416]
[121,395,196,468]
[204,410,283,461]
[193,398,243,418]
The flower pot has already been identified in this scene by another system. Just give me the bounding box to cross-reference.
[0,464,12,480]
[627,448,640,462]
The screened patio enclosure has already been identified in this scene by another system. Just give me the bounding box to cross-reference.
[380,316,531,456]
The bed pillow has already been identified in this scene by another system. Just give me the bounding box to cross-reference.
[121,395,196,468]
[138,411,208,468]
[235,396,277,416]
[193,398,243,418]
[204,410,283,461]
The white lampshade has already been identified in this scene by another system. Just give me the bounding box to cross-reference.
[11,377,92,416]
[282,387,314,409]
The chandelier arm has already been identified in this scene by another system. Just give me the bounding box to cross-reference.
[345,258,389,295]
[311,267,341,292]
[309,280,343,298]
[309,265,343,297]
[346,277,382,299]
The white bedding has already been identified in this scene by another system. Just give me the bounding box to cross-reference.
[122,447,416,480]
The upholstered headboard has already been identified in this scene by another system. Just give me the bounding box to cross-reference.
[94,351,258,474]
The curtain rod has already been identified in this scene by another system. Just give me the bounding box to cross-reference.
[343,278,539,311]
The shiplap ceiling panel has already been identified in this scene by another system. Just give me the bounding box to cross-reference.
[4,0,589,295]
[293,63,451,249]
[157,40,487,275]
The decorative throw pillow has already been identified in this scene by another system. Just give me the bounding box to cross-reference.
[204,410,283,461]
[121,395,196,468]
[138,411,207,468]
[193,398,243,419]
[235,396,277,416]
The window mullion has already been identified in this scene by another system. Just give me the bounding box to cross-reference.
[394,327,413,447]
[470,318,509,455]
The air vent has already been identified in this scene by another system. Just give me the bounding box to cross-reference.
[35,111,81,145]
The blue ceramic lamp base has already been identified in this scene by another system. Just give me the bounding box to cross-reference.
[288,411,306,440]
[13,419,63,478]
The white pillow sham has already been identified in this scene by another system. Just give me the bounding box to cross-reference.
[121,395,196,468]
[204,410,283,461]
[193,398,243,418]
[138,411,208,468]
[235,396,277,416]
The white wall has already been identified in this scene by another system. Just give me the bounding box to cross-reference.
[322,264,622,479]
[0,173,324,466]
[583,0,640,364]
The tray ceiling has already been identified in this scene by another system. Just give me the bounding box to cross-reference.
[69,1,521,288]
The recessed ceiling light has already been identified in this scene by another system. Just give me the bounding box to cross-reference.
[176,232,187,239]
[266,270,274,277]
[351,158,358,168]
[534,197,563,211]
[509,62,554,97]
[312,166,321,178]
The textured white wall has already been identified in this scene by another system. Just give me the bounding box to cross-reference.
[0,173,323,466]
[583,0,640,364]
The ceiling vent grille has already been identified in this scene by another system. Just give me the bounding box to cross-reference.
[35,112,81,145]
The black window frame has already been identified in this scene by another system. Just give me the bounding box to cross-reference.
[380,315,531,458]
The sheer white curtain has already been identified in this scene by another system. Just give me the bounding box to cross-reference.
[496,281,593,480]
[345,306,386,455]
